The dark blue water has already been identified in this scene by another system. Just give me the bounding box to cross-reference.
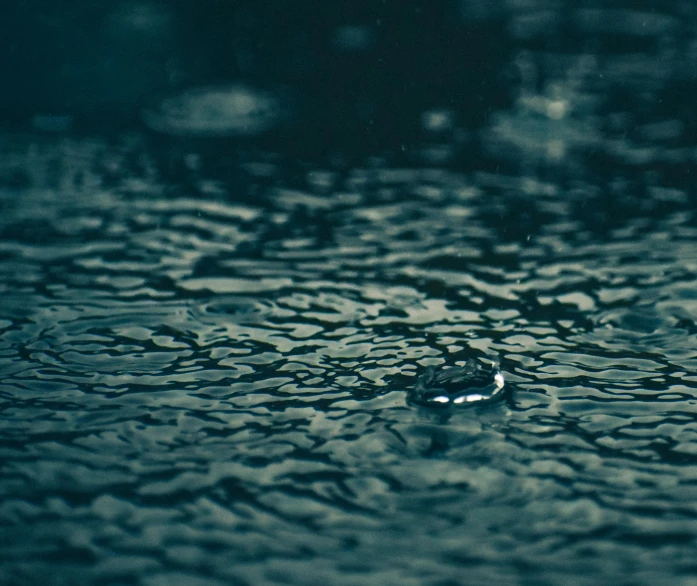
[2,2,697,585]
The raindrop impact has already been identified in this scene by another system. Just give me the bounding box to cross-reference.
[408,358,505,408]
[142,83,286,137]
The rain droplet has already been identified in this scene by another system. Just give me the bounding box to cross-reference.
[408,358,505,408]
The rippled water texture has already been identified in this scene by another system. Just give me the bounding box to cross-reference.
[3,4,697,586]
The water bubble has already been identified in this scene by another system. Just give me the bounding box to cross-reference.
[408,358,505,408]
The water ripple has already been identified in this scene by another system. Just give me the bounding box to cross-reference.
[3,28,697,583]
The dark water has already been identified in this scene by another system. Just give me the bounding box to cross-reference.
[2,2,697,585]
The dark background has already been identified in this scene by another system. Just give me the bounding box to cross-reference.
[4,1,696,163]
[2,1,513,145]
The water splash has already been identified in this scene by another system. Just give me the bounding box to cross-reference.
[409,358,505,408]
[142,83,286,137]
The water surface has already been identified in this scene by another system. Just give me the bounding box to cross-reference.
[2,2,697,585]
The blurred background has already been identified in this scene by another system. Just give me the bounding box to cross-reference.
[2,0,509,161]
[2,0,696,169]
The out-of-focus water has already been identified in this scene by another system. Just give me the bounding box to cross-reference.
[2,2,697,586]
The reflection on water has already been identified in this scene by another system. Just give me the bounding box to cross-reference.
[2,3,697,586]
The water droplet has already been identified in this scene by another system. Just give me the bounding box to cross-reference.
[408,358,505,408]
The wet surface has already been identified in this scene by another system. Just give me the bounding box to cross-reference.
[2,2,697,585]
